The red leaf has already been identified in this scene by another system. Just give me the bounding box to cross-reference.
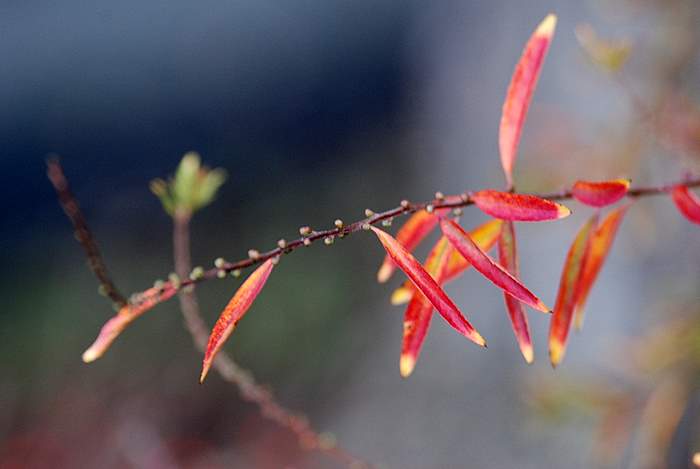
[440,218,549,313]
[498,220,533,363]
[671,185,700,224]
[82,286,177,363]
[471,190,571,221]
[443,219,504,282]
[376,210,438,283]
[573,205,630,331]
[200,259,275,383]
[572,179,630,207]
[370,226,486,347]
[390,219,503,306]
[400,236,453,377]
[549,214,598,367]
[499,14,557,188]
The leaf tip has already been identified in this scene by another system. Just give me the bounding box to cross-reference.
[399,355,416,378]
[556,204,572,219]
[522,345,534,364]
[534,300,551,313]
[377,263,393,283]
[199,364,211,384]
[82,347,99,363]
[549,340,565,367]
[537,13,557,38]
[390,286,413,305]
[473,331,487,348]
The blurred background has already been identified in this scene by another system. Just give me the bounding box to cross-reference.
[2,0,700,467]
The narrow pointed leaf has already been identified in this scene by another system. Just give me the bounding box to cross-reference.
[200,259,275,383]
[573,205,630,330]
[440,218,549,312]
[370,226,486,347]
[572,179,630,207]
[400,236,453,378]
[471,190,571,221]
[82,286,177,362]
[376,210,438,283]
[549,214,598,367]
[671,185,700,224]
[443,219,504,281]
[498,221,534,363]
[499,14,557,187]
[391,219,503,306]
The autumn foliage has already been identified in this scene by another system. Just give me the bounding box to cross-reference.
[72,14,700,384]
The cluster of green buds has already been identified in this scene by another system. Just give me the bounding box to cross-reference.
[150,152,227,216]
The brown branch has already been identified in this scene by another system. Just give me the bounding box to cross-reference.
[172,211,370,468]
[46,158,127,307]
[134,175,700,308]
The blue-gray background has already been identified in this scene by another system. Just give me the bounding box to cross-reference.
[2,1,699,468]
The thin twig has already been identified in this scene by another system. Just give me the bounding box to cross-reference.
[134,176,700,308]
[173,211,370,468]
[48,160,371,468]
[46,158,127,307]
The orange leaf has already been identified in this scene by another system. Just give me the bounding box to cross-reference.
[498,220,533,363]
[549,214,598,367]
[572,179,630,207]
[499,14,557,188]
[200,259,275,383]
[391,219,503,306]
[370,226,486,347]
[82,286,177,363]
[471,190,571,221]
[671,185,700,224]
[400,236,453,378]
[573,205,630,331]
[377,210,438,283]
[440,218,549,313]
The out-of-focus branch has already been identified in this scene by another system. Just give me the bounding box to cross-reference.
[46,158,127,308]
[173,211,370,469]
[47,158,370,468]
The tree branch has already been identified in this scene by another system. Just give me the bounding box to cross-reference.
[46,158,127,307]
[134,176,700,308]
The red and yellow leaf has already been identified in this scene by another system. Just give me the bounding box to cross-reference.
[549,214,598,367]
[200,259,275,383]
[82,286,177,363]
[443,219,504,281]
[471,190,571,222]
[370,226,486,347]
[671,185,700,224]
[572,179,630,207]
[498,220,533,363]
[400,236,453,378]
[377,210,438,283]
[440,218,549,313]
[499,14,557,188]
[391,219,503,306]
[573,205,630,330]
